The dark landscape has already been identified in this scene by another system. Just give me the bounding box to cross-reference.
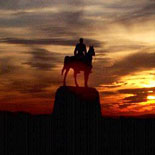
[0,87,155,155]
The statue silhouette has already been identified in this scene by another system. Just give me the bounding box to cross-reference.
[74,38,87,59]
[61,45,95,87]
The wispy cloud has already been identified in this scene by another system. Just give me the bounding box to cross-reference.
[24,48,63,70]
[1,38,102,47]
[108,49,155,77]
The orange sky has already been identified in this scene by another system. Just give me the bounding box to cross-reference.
[0,0,155,116]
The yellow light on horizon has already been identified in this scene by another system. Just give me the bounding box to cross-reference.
[148,91,153,93]
[147,96,155,100]
[142,81,155,88]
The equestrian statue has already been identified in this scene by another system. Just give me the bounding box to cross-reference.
[61,38,95,87]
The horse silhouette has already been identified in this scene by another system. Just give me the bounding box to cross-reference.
[61,46,95,87]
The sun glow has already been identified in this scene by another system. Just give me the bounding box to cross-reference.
[147,96,155,100]
[142,81,155,88]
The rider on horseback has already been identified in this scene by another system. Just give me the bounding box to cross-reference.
[62,41,95,87]
[74,38,87,73]
[74,38,87,61]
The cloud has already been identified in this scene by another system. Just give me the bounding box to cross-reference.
[23,48,63,71]
[0,47,62,96]
[108,50,155,77]
[118,103,136,109]
[9,76,60,94]
[101,86,155,110]
[0,56,20,75]
[117,87,155,108]
[119,87,155,95]
[0,0,86,10]
[0,9,97,40]
[123,94,147,103]
[1,38,102,47]
[0,64,61,96]
[0,0,53,10]
[1,0,154,31]
[0,3,91,41]
[114,0,155,23]
[102,91,117,96]
[105,44,146,53]
[118,93,146,109]
[90,48,155,87]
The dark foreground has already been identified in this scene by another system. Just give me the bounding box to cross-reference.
[0,87,155,155]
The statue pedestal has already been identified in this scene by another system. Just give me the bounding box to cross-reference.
[53,86,101,154]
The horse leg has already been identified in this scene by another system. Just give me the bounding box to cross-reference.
[61,66,65,75]
[63,68,69,86]
[84,71,89,87]
[74,71,79,87]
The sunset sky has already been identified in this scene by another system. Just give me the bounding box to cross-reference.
[0,0,155,116]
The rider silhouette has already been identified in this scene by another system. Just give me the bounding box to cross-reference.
[74,38,87,60]
[73,38,87,73]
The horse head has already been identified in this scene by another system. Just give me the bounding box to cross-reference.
[88,46,95,56]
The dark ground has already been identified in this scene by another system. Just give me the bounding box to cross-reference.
[0,86,155,155]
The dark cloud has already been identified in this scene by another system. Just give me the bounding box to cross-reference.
[1,71,61,96]
[101,91,117,97]
[109,50,155,77]
[0,10,95,39]
[119,87,155,95]
[117,87,155,108]
[40,11,96,38]
[101,87,155,109]
[116,0,155,23]
[1,38,102,47]
[0,56,20,75]
[118,103,136,109]
[0,0,88,33]
[119,88,146,94]
[9,77,60,94]
[123,94,147,103]
[41,26,79,38]
[24,48,63,71]
[89,56,115,87]
[92,49,155,86]
[0,0,106,41]
[91,48,155,86]
[10,80,45,94]
[0,66,61,95]
[0,0,85,10]
[102,84,124,88]
[118,93,147,109]
[0,0,53,10]
[0,48,62,96]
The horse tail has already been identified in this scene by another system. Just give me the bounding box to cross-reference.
[61,56,70,75]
